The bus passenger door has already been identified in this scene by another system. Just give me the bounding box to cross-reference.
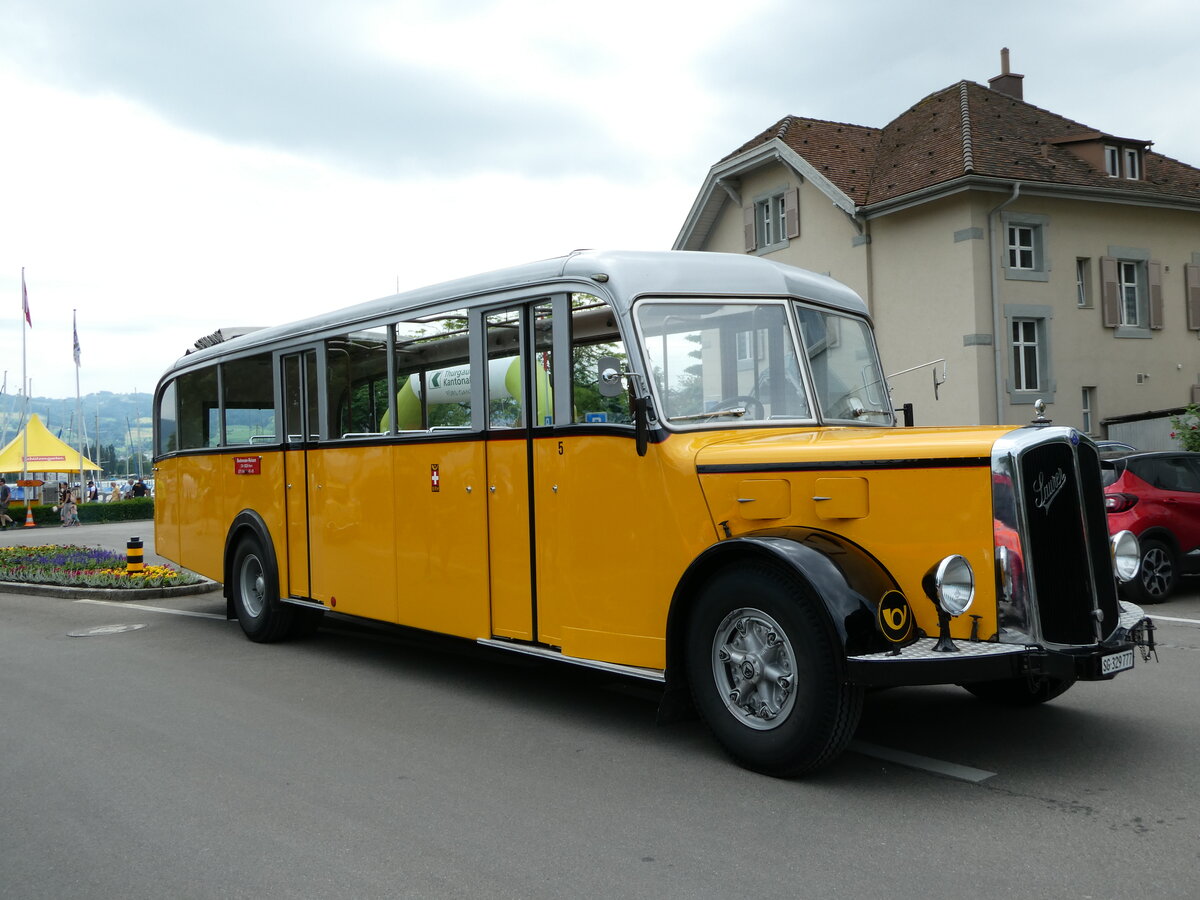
[281,349,318,598]
[483,307,536,641]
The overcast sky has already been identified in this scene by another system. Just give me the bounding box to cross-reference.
[2,0,1198,402]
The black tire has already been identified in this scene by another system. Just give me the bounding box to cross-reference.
[230,534,295,643]
[1124,537,1177,605]
[964,675,1074,706]
[685,563,862,777]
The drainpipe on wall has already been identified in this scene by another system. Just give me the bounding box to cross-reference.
[988,182,1021,426]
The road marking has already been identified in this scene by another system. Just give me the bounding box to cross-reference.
[75,599,225,620]
[849,740,997,783]
[1150,614,1200,627]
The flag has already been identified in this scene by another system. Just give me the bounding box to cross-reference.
[73,311,81,367]
[21,268,31,327]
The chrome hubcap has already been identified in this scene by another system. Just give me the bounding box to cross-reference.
[1141,547,1173,598]
[240,554,266,618]
[712,608,797,731]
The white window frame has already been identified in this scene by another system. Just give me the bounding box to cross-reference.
[755,194,787,250]
[1119,260,1140,327]
[1075,257,1091,307]
[1123,147,1141,180]
[1004,303,1056,404]
[1011,318,1041,392]
[748,185,797,255]
[1007,225,1035,270]
[1000,212,1050,282]
[1105,145,1120,177]
[1081,386,1095,435]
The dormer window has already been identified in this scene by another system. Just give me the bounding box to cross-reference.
[1105,146,1120,177]
[1104,144,1142,179]
[1123,147,1141,180]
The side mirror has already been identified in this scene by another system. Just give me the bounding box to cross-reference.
[597,356,624,398]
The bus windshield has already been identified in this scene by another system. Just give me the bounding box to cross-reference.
[635,299,890,426]
[793,303,892,425]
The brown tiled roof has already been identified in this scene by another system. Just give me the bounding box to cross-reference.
[725,81,1200,209]
[722,116,881,205]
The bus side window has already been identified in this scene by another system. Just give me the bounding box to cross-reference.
[571,295,631,425]
[222,353,275,444]
[176,367,218,449]
[389,309,472,432]
[326,326,389,439]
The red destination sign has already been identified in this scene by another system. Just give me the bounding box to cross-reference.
[234,456,262,475]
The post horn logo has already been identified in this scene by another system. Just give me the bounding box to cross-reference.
[878,590,915,644]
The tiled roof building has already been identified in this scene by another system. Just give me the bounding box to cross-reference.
[675,52,1200,436]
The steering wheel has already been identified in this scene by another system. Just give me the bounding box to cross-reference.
[713,395,765,419]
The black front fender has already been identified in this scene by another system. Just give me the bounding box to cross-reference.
[661,528,901,717]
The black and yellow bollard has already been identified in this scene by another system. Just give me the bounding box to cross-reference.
[126,537,145,574]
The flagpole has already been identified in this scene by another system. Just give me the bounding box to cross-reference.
[20,269,29,503]
[74,309,84,499]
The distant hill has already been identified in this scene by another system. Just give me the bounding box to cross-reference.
[0,391,153,476]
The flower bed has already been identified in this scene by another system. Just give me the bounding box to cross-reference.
[0,545,202,589]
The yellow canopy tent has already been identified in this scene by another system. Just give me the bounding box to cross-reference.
[0,413,102,474]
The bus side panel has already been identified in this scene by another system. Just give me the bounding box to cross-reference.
[306,445,398,623]
[393,438,491,639]
[699,465,997,640]
[532,433,718,670]
[177,453,238,583]
[153,456,182,567]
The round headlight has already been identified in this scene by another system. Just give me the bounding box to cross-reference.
[926,555,975,616]
[1110,530,1140,583]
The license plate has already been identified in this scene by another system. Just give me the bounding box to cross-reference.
[1101,648,1135,676]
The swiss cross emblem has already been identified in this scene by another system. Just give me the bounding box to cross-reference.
[431,464,440,492]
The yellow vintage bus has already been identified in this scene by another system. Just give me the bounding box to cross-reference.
[153,249,1155,776]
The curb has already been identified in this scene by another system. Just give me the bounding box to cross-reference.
[0,578,223,601]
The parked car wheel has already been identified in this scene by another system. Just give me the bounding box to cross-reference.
[1127,537,1178,604]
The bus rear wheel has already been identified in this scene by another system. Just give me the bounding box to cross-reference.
[231,534,295,643]
[685,563,862,777]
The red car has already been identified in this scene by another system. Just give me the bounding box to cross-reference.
[1103,451,1200,602]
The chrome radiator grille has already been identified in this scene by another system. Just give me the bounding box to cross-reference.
[994,429,1120,646]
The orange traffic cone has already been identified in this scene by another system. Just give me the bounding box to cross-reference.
[23,505,35,527]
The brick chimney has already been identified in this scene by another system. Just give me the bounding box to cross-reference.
[988,47,1024,100]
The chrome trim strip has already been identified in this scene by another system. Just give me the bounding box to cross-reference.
[476,638,666,683]
[280,597,327,611]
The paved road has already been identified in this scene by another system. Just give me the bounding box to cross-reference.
[1,526,1198,898]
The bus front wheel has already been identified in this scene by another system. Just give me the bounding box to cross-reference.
[685,563,862,777]
[231,535,294,643]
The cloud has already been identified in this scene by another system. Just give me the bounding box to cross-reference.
[695,0,1200,166]
[1,0,640,179]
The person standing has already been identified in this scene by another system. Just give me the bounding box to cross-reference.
[0,478,12,529]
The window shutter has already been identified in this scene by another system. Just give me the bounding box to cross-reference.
[1186,264,1200,331]
[784,188,800,239]
[1100,256,1119,327]
[1148,260,1164,329]
[743,204,757,253]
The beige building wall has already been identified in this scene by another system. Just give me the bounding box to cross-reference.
[692,164,1200,433]
[866,196,994,426]
[982,197,1200,433]
[707,162,869,298]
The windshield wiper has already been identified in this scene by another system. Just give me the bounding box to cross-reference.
[670,407,747,422]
